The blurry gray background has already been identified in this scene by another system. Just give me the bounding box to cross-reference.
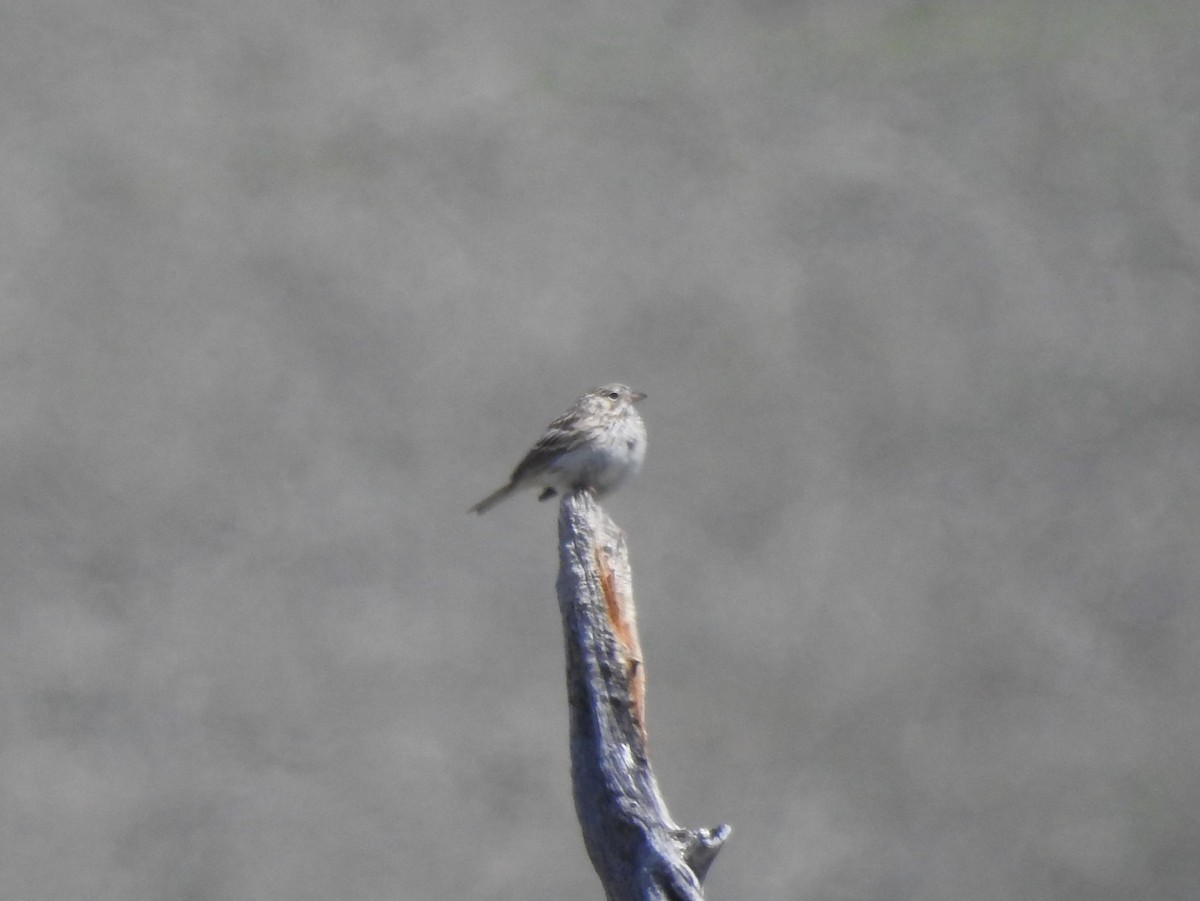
[3,1,1199,899]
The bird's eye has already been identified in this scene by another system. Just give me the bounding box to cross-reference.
[607,391,620,400]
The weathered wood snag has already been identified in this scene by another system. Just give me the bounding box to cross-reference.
[556,493,730,900]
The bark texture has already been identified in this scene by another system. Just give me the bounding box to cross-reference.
[557,493,730,900]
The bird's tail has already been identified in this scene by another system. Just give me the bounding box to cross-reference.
[469,483,515,514]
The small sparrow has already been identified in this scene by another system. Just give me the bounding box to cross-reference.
[469,384,647,514]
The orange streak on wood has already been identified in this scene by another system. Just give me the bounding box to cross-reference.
[594,542,646,744]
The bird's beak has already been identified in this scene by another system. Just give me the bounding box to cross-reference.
[631,390,646,403]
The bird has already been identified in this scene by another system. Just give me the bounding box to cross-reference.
[469,383,647,514]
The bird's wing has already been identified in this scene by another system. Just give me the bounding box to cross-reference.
[508,409,590,483]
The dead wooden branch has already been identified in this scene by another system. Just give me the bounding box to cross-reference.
[556,493,730,900]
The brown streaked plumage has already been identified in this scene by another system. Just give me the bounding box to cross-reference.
[469,384,647,514]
